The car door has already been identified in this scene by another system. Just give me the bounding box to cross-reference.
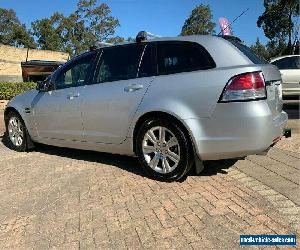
[280,56,300,84]
[274,56,300,84]
[32,52,97,141]
[82,43,155,144]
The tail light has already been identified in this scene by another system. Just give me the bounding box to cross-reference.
[219,71,266,102]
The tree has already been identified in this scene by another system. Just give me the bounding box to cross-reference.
[126,37,135,42]
[32,0,120,55]
[0,8,35,48]
[250,38,270,60]
[31,13,64,51]
[257,0,299,55]
[76,0,120,42]
[181,4,215,36]
[106,36,125,44]
[266,40,288,59]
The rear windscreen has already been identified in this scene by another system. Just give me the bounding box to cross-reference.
[229,40,268,64]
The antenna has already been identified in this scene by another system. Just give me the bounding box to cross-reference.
[218,8,250,36]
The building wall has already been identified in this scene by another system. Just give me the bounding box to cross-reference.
[0,44,69,82]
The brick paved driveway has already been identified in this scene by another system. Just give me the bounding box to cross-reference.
[0,140,299,249]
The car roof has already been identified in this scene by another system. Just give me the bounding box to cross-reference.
[94,35,224,48]
[270,54,300,62]
[89,35,252,68]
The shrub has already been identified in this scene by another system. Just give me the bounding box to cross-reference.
[0,82,36,100]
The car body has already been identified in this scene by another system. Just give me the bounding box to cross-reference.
[4,35,288,181]
[270,55,300,97]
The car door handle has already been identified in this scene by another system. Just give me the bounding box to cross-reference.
[67,93,80,100]
[124,84,143,92]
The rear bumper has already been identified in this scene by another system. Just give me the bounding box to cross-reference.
[184,101,288,160]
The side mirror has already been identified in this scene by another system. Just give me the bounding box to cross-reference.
[36,81,48,92]
[36,78,55,92]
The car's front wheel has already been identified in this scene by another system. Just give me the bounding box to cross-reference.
[136,118,193,181]
[5,111,27,151]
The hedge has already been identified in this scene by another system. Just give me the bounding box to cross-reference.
[0,82,36,100]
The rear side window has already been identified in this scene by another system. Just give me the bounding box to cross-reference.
[229,40,268,64]
[94,44,146,83]
[271,56,300,70]
[157,41,215,75]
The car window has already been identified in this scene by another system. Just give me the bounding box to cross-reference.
[55,52,96,89]
[94,44,147,83]
[228,40,268,64]
[157,41,215,75]
[272,56,300,70]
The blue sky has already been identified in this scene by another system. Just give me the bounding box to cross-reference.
[0,0,267,46]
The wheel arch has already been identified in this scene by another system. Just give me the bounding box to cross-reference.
[4,107,21,124]
[132,111,196,156]
[4,106,35,150]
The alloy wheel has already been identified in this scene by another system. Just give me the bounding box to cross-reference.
[8,116,23,147]
[142,126,180,174]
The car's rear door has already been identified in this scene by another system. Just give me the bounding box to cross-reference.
[82,43,155,144]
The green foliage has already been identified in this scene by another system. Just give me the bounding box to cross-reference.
[181,4,216,36]
[126,37,135,42]
[257,0,299,54]
[0,8,36,48]
[250,38,270,60]
[105,36,125,44]
[266,40,288,58]
[32,0,120,56]
[31,13,65,51]
[0,82,36,100]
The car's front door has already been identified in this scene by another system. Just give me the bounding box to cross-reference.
[32,52,97,141]
[82,43,155,144]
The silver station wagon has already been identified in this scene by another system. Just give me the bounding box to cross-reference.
[4,33,288,181]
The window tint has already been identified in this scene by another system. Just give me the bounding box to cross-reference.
[55,52,96,89]
[95,44,146,83]
[229,40,268,64]
[157,41,215,75]
[272,56,300,70]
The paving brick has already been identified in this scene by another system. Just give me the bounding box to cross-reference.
[258,189,279,196]
[246,155,279,165]
[179,223,201,243]
[263,163,298,175]
[228,204,249,217]
[277,207,300,215]
[268,150,300,164]
[285,160,300,170]
[269,199,297,208]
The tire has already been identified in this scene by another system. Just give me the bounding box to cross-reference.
[5,111,27,152]
[136,118,193,181]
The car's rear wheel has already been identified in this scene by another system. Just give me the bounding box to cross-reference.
[6,112,27,152]
[136,118,193,181]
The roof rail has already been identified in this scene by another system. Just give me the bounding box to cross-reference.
[218,35,242,43]
[90,42,112,51]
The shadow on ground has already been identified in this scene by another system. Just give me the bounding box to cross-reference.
[283,98,299,119]
[1,134,237,181]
